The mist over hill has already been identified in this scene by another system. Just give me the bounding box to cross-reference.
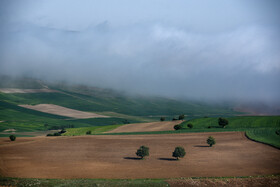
[0,0,279,115]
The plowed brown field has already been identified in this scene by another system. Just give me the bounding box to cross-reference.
[0,132,279,179]
[106,120,183,133]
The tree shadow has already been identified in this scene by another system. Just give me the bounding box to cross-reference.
[123,157,142,160]
[158,158,177,161]
[193,145,209,147]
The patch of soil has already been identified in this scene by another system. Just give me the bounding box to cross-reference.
[19,104,108,119]
[0,132,279,179]
[106,120,183,133]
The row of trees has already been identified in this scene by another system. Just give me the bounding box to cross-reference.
[160,114,185,122]
[174,117,229,130]
[136,136,216,160]
[136,146,186,160]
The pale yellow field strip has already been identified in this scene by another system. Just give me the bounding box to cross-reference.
[19,104,108,119]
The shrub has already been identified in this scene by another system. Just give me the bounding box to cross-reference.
[136,145,149,159]
[53,132,61,136]
[86,130,91,135]
[208,126,211,128]
[276,130,280,136]
[218,117,229,128]
[178,114,185,120]
[187,123,193,129]
[46,133,54,136]
[174,124,182,130]
[160,117,165,121]
[172,146,186,160]
[172,118,177,121]
[207,136,216,147]
[60,129,66,134]
[9,135,16,141]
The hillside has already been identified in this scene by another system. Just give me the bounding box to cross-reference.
[0,76,239,134]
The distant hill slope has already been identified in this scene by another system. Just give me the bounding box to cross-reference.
[0,76,240,132]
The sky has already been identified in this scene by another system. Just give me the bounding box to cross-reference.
[0,0,279,107]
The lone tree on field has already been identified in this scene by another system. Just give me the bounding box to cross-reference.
[174,124,182,130]
[136,145,149,159]
[9,135,16,141]
[172,146,186,160]
[179,114,185,120]
[218,117,229,128]
[160,117,165,121]
[187,123,193,129]
[207,136,216,147]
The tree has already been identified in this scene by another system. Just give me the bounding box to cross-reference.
[9,135,16,141]
[174,124,182,130]
[172,147,186,160]
[160,117,165,121]
[187,123,193,129]
[86,130,91,135]
[178,114,185,120]
[207,136,216,147]
[218,117,229,128]
[136,146,149,159]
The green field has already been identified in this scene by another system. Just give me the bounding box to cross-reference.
[0,175,278,187]
[0,77,239,133]
[63,124,123,136]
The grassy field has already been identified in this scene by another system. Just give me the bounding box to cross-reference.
[0,78,240,133]
[0,177,168,187]
[63,124,123,136]
[246,128,280,148]
[0,175,279,187]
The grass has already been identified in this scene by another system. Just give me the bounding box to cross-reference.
[63,124,123,136]
[0,177,168,187]
[246,128,280,149]
[0,175,279,187]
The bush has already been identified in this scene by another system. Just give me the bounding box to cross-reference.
[207,136,216,147]
[218,117,229,128]
[276,130,280,136]
[53,132,61,136]
[178,114,185,120]
[9,135,16,141]
[172,118,177,121]
[174,124,182,130]
[46,133,54,136]
[160,117,165,121]
[172,146,186,160]
[208,126,211,128]
[86,130,91,135]
[136,145,149,159]
[187,123,193,129]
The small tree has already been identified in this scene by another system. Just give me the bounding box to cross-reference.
[187,123,193,129]
[174,124,182,130]
[9,135,16,141]
[172,146,186,160]
[160,117,165,121]
[218,117,229,128]
[86,130,91,135]
[207,136,216,147]
[136,146,149,159]
[178,114,185,120]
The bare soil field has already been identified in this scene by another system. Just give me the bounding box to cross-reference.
[0,132,279,179]
[106,120,183,133]
[19,104,108,119]
[0,88,58,93]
